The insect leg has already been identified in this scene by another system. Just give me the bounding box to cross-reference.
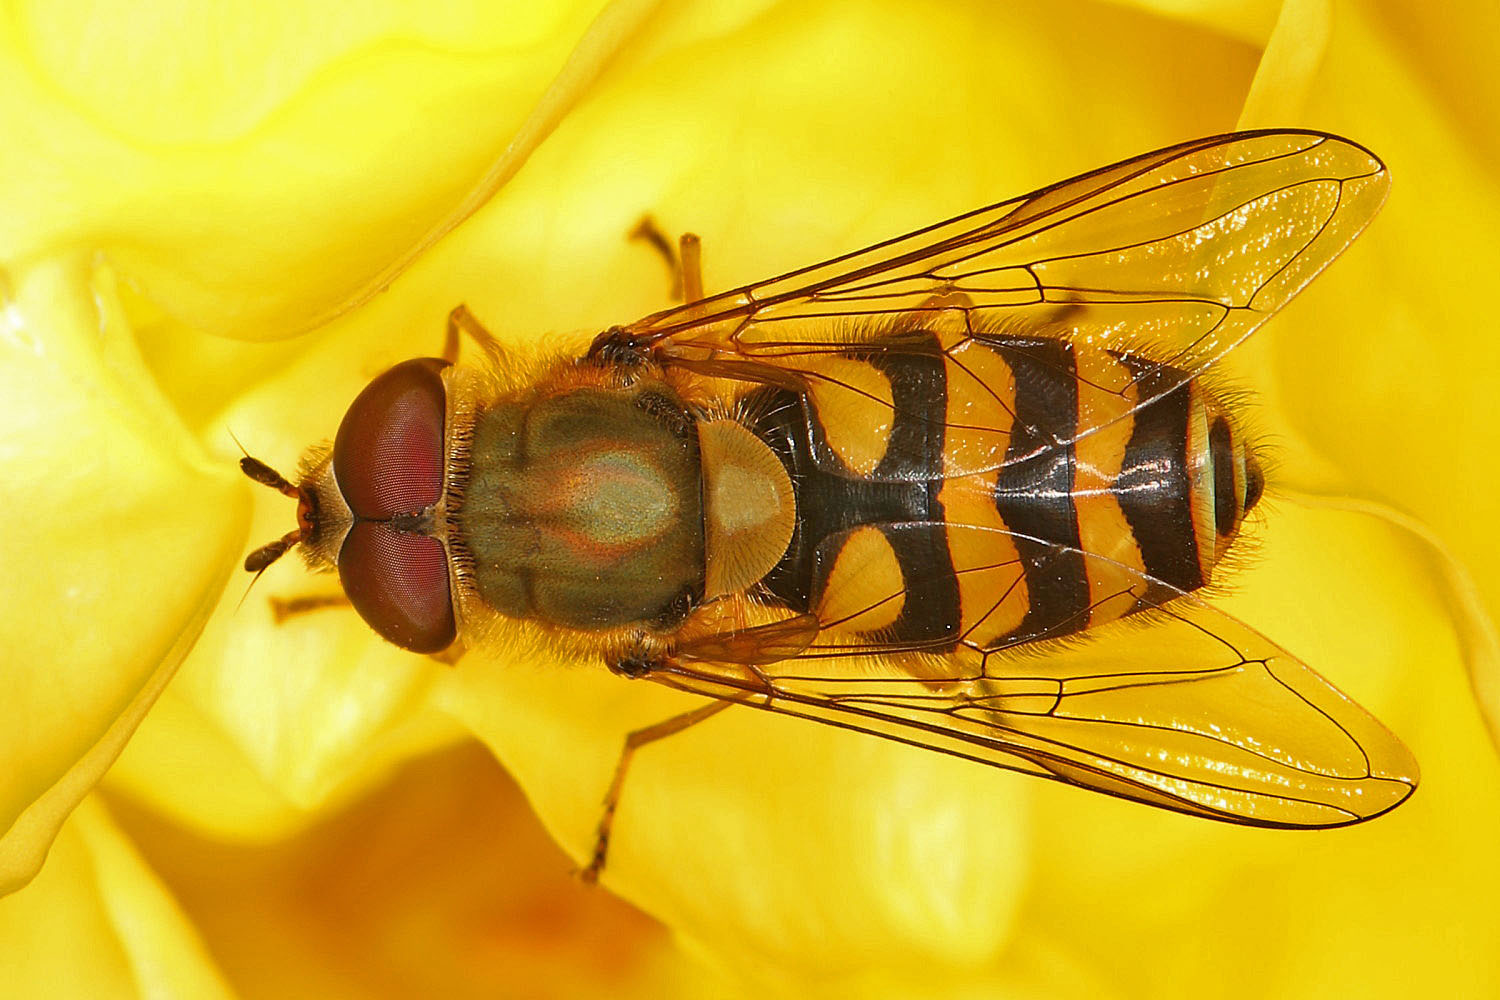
[892,288,980,341]
[907,288,1084,340]
[580,698,733,884]
[267,593,466,662]
[442,303,507,367]
[629,216,705,303]
[678,232,703,303]
[629,216,683,301]
[269,592,350,623]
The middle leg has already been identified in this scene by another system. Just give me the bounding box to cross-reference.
[581,698,733,884]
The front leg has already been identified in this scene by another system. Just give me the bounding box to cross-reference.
[630,216,705,304]
[443,303,507,368]
[585,325,655,372]
[586,218,708,373]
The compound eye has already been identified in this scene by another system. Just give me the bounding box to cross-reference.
[339,521,456,652]
[334,358,449,519]
[331,356,456,652]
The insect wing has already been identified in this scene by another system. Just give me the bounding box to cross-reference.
[626,130,1388,477]
[649,545,1418,828]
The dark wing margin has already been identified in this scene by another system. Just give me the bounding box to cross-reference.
[621,129,1387,451]
[650,544,1418,828]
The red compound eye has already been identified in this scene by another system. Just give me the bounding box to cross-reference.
[332,357,455,652]
[334,358,448,519]
[339,521,456,653]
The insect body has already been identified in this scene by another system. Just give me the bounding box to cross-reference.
[729,330,1263,654]
[244,130,1417,874]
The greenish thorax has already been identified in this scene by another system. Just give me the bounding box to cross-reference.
[458,384,704,630]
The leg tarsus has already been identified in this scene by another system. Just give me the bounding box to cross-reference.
[629,216,706,304]
[907,289,978,338]
[678,232,703,304]
[270,592,350,624]
[444,303,506,367]
[270,593,464,664]
[579,698,733,885]
[630,216,682,301]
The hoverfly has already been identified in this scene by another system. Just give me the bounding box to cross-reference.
[242,129,1418,881]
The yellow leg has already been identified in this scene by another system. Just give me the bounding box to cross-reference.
[907,289,1086,340]
[678,233,703,303]
[580,699,732,884]
[630,216,706,304]
[269,593,465,663]
[270,592,349,624]
[443,303,506,367]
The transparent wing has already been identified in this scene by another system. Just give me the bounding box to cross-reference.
[651,544,1418,828]
[619,129,1387,470]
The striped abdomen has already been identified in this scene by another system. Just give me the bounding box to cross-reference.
[744,331,1263,654]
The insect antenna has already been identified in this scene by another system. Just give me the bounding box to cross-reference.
[244,530,301,573]
[239,455,302,500]
[236,532,302,610]
[229,429,303,499]
[237,453,307,574]
[232,431,310,578]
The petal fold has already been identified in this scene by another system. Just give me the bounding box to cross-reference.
[0,798,234,999]
[0,259,244,893]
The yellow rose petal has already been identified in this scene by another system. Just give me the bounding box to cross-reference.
[1020,501,1500,996]
[112,744,722,1000]
[1105,0,1282,46]
[441,657,1032,983]
[85,0,660,840]
[0,0,623,342]
[1242,0,1500,746]
[0,797,233,999]
[0,260,244,892]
